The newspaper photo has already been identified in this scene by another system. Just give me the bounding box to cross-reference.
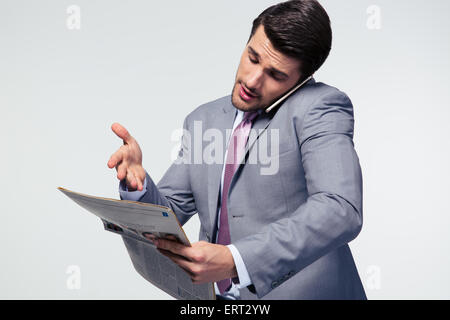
[58,187,216,300]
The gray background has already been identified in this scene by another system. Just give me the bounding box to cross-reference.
[1,0,449,299]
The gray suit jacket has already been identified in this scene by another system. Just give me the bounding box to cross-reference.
[137,78,367,299]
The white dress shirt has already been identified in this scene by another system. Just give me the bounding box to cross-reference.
[119,109,253,299]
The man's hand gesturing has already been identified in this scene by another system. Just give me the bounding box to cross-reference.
[107,123,146,191]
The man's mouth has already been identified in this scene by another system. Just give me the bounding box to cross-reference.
[239,84,259,102]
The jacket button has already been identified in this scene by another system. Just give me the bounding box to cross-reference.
[271,281,278,288]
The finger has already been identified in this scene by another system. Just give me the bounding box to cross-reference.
[116,160,128,181]
[164,235,183,244]
[157,248,195,275]
[130,166,144,191]
[108,149,124,169]
[126,169,137,190]
[136,174,143,191]
[111,123,133,144]
[136,167,146,191]
[155,239,192,259]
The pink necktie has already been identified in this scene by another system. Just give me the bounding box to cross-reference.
[217,111,259,294]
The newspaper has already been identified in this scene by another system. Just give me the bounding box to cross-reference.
[58,187,216,300]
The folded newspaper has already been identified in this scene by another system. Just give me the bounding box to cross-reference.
[58,187,216,300]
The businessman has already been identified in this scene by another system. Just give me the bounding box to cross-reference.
[107,0,367,299]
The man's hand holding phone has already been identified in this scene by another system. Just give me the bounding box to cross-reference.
[107,123,146,191]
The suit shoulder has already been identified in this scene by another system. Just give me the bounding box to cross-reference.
[294,81,351,106]
[285,81,353,116]
[185,95,231,122]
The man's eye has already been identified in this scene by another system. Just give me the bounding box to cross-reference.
[249,56,258,64]
[270,72,283,81]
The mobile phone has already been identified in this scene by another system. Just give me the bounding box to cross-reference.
[265,75,313,113]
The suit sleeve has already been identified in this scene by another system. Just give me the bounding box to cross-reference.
[232,89,363,298]
[128,117,197,226]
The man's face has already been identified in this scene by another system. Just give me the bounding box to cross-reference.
[231,25,302,112]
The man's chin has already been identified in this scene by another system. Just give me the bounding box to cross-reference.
[231,94,262,112]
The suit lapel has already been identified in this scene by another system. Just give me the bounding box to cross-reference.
[227,111,274,197]
[242,111,273,163]
[207,97,236,233]
[206,99,277,232]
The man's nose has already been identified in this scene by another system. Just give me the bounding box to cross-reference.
[246,70,264,92]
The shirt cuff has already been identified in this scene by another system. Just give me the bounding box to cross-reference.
[227,244,252,288]
[119,176,148,201]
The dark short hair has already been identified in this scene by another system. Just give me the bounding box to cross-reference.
[249,0,332,82]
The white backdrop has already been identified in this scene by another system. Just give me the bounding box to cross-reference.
[1,0,449,299]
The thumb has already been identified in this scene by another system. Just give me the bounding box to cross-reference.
[111,122,132,144]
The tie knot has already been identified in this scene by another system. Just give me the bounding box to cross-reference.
[243,111,258,123]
